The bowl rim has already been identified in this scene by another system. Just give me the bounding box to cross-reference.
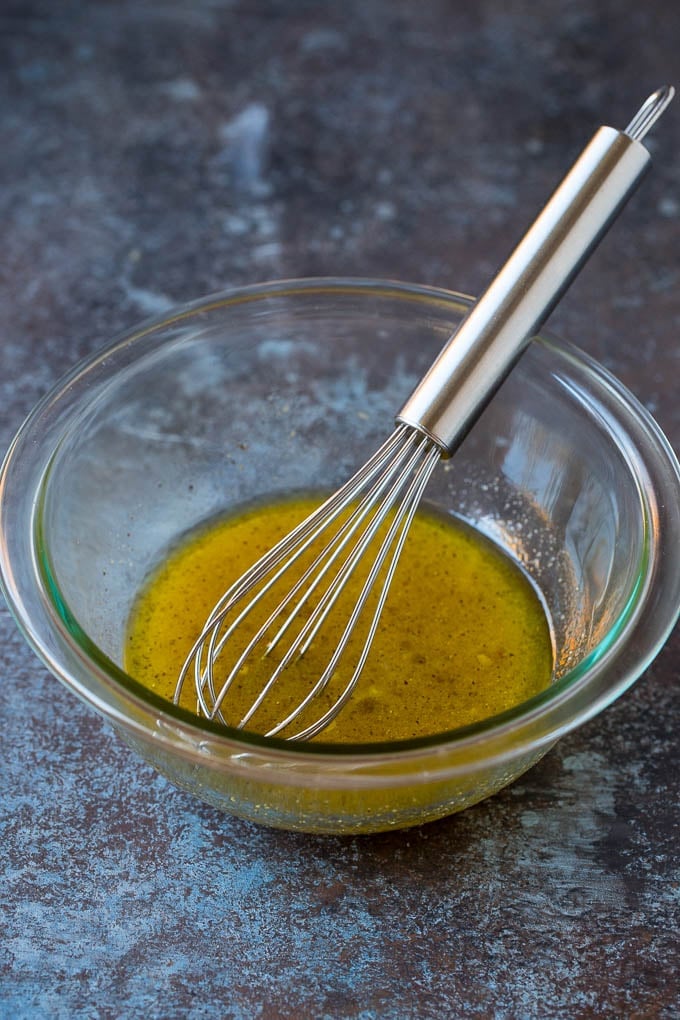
[2,276,679,773]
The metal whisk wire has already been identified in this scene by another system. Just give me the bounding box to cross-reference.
[176,87,673,740]
[177,424,440,739]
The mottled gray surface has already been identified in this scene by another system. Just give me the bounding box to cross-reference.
[1,2,678,1017]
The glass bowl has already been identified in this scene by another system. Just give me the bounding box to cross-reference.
[2,279,679,834]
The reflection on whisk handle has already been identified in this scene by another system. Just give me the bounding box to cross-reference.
[398,87,673,456]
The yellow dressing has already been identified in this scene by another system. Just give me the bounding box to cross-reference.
[124,496,553,743]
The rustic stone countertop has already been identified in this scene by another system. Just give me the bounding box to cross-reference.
[1,2,678,1017]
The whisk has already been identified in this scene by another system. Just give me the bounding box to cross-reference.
[176,86,674,740]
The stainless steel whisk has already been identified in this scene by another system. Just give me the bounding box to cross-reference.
[176,87,674,740]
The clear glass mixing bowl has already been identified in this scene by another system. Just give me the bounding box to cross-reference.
[1,279,679,833]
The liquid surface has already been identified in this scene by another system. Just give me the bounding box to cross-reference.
[125,497,553,743]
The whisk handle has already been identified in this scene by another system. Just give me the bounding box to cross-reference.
[397,87,673,456]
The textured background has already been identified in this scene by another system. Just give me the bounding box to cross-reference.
[1,1,678,1017]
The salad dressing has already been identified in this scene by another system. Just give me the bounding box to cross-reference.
[125,496,553,742]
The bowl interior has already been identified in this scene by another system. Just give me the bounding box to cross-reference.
[37,283,652,726]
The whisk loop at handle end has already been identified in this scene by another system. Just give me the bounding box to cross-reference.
[176,88,673,741]
[625,85,674,141]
